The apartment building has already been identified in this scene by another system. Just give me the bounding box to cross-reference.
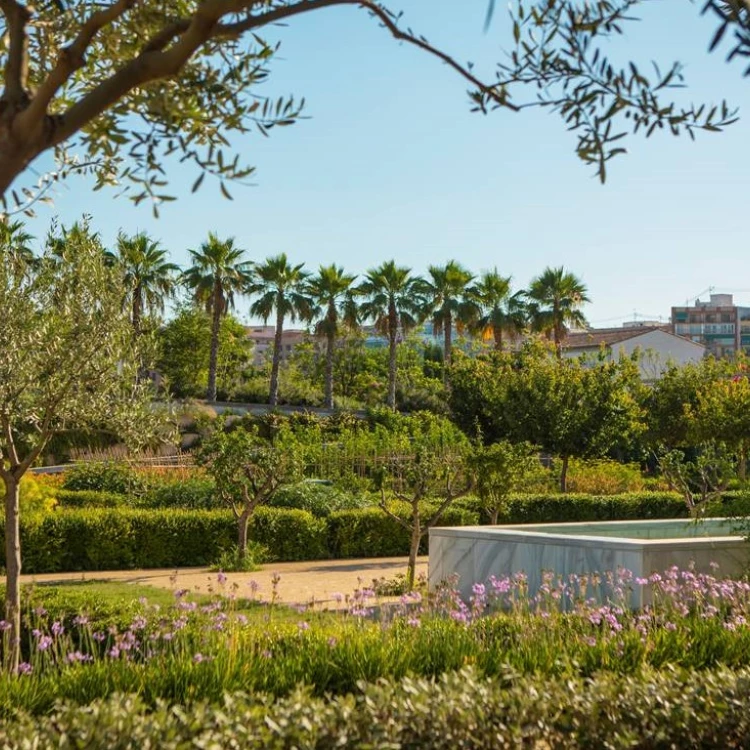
[245,326,308,366]
[671,294,750,358]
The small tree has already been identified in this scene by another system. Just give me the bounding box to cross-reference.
[687,373,750,482]
[503,345,644,491]
[196,425,302,561]
[469,440,538,524]
[376,418,472,589]
[0,224,161,669]
[658,444,733,519]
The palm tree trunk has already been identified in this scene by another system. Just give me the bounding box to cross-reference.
[493,324,503,351]
[443,311,452,375]
[387,304,398,410]
[132,286,142,335]
[3,474,21,671]
[207,287,222,403]
[324,330,335,409]
[269,304,284,407]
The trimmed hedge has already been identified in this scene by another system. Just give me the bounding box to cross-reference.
[9,490,750,573]
[55,489,131,509]
[328,505,479,559]
[4,667,750,747]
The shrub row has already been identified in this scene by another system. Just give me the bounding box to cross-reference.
[4,666,750,747]
[20,490,748,573]
[457,490,750,524]
[8,505,477,573]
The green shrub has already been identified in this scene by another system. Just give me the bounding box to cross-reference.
[62,462,146,495]
[328,504,479,558]
[138,477,216,509]
[55,489,130,509]
[7,508,328,573]
[268,481,371,516]
[250,507,328,561]
[4,667,750,747]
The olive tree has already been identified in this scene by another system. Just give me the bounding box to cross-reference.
[0,223,162,669]
[0,0,736,215]
[376,416,473,590]
[196,424,302,562]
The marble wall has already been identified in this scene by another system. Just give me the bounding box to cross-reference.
[429,521,749,608]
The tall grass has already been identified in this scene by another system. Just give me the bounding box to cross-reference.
[3,566,750,715]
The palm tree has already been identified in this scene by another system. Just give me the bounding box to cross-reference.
[418,261,479,370]
[182,233,253,402]
[358,261,423,410]
[472,269,512,351]
[0,219,34,268]
[107,231,179,334]
[525,266,590,355]
[248,254,311,407]
[305,264,359,409]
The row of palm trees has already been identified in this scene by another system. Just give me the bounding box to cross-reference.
[1,220,590,409]
[133,235,589,409]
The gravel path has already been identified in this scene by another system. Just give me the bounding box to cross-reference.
[20,556,428,606]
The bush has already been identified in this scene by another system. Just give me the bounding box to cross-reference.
[268,481,371,516]
[4,667,750,747]
[7,508,327,573]
[328,504,479,558]
[250,507,328,561]
[138,477,216,509]
[19,475,57,515]
[55,489,130,509]
[62,462,146,495]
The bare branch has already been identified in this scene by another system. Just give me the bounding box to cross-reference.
[19,0,140,131]
[379,490,411,531]
[0,0,31,104]
[53,0,512,146]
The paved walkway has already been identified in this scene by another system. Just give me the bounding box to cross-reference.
[20,557,428,606]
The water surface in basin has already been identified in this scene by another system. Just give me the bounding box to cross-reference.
[507,520,741,540]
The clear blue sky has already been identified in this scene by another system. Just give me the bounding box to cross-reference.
[22,0,750,326]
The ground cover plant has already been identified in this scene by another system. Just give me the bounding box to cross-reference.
[4,565,750,718]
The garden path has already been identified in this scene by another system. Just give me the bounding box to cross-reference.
[19,556,428,606]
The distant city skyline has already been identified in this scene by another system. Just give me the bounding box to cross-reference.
[17,0,750,329]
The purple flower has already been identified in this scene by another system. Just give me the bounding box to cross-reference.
[130,616,148,631]
[51,621,64,637]
[216,571,227,586]
[0,620,11,632]
[37,635,53,651]
[261,649,272,659]
[327,636,338,648]
[33,607,47,617]
[16,662,32,675]
[297,621,310,632]
[331,592,344,603]
[665,622,677,631]
[407,616,421,628]
[92,631,106,642]
[193,653,205,663]
[72,615,89,627]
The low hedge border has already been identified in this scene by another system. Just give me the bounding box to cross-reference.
[11,490,749,573]
[4,666,750,747]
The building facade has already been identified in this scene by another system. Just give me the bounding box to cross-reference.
[245,326,308,366]
[562,325,707,381]
[671,294,750,358]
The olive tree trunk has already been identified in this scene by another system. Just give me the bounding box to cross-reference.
[237,507,252,560]
[387,330,398,411]
[559,455,570,493]
[406,515,422,591]
[3,474,21,671]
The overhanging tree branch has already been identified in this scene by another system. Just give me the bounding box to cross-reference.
[0,0,31,105]
[19,0,141,131]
